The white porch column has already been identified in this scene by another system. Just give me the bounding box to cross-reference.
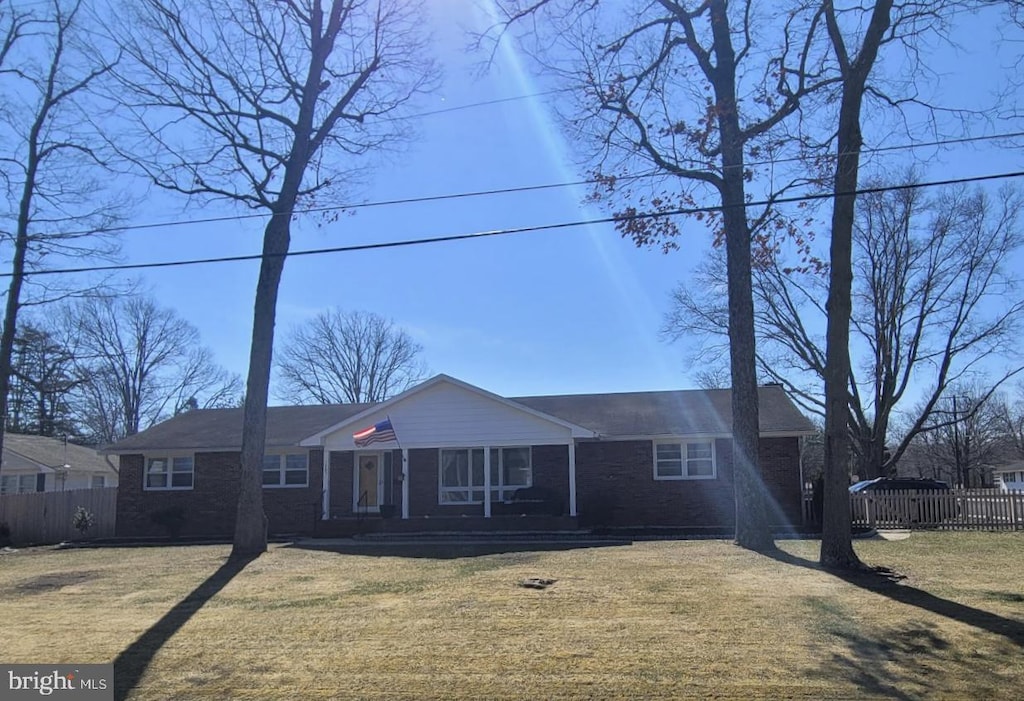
[321,449,331,520]
[483,446,492,518]
[401,448,410,520]
[568,441,578,517]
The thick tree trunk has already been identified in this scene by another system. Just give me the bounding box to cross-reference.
[232,212,292,558]
[820,0,893,570]
[709,0,774,552]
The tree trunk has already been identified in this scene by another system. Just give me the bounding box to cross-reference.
[232,212,292,558]
[0,127,41,492]
[709,0,774,552]
[820,0,893,570]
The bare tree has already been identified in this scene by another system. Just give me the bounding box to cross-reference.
[487,0,836,552]
[992,383,1024,459]
[66,295,241,445]
[669,180,1024,480]
[900,383,1007,487]
[275,309,426,405]
[110,0,437,555]
[0,0,124,484]
[662,0,1015,568]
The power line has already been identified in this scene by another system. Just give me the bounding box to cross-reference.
[384,89,566,121]
[40,129,1024,239]
[6,169,1022,279]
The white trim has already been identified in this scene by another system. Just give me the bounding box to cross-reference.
[401,448,409,519]
[321,449,330,520]
[352,451,385,513]
[652,439,718,481]
[0,473,37,494]
[298,374,598,446]
[143,453,195,491]
[437,446,533,505]
[483,445,492,518]
[568,441,577,517]
[261,451,310,488]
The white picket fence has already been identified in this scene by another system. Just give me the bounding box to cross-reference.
[0,487,117,545]
[850,489,1024,531]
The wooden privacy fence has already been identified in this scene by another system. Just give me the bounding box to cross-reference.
[851,489,1024,531]
[0,487,117,545]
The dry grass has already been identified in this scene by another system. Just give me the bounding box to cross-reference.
[1,533,1022,700]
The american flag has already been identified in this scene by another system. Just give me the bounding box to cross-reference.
[353,418,397,447]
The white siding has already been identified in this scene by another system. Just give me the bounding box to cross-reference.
[320,382,572,449]
[0,469,118,492]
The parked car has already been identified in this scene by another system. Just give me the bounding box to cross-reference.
[849,477,956,526]
[849,477,951,493]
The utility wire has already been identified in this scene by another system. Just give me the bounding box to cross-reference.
[44,129,1024,239]
[6,169,1022,279]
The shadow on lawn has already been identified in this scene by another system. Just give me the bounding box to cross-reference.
[285,538,633,559]
[112,554,256,700]
[769,549,1024,648]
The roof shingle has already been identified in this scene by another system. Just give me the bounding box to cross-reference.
[104,383,813,453]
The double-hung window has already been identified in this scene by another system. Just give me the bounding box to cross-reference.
[0,474,35,494]
[145,456,194,490]
[438,447,532,504]
[262,453,309,487]
[654,440,716,480]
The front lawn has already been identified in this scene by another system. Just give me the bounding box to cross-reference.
[1,533,1022,699]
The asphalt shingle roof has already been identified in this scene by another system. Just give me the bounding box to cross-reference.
[512,385,812,437]
[104,384,813,454]
[105,403,370,453]
[3,433,117,474]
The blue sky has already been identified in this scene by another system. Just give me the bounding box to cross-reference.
[110,1,1022,402]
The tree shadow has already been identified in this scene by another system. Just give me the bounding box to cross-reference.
[112,554,256,700]
[769,549,1024,648]
[811,618,951,700]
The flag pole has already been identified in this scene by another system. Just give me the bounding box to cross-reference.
[387,413,406,479]
[388,414,409,520]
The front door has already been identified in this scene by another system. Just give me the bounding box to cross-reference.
[355,453,382,512]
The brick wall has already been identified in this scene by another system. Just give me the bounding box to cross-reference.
[117,437,802,535]
[532,444,570,513]
[575,437,801,529]
[116,449,323,538]
[329,450,353,516]
[758,436,803,525]
[575,440,736,528]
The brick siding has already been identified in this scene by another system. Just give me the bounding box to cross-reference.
[116,449,323,538]
[117,437,802,536]
[575,437,801,529]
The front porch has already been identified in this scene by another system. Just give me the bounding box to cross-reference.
[299,375,596,528]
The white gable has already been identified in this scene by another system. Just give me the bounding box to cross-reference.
[308,378,586,449]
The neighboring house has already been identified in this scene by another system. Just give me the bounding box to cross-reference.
[105,374,815,537]
[993,461,1024,492]
[0,433,119,495]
